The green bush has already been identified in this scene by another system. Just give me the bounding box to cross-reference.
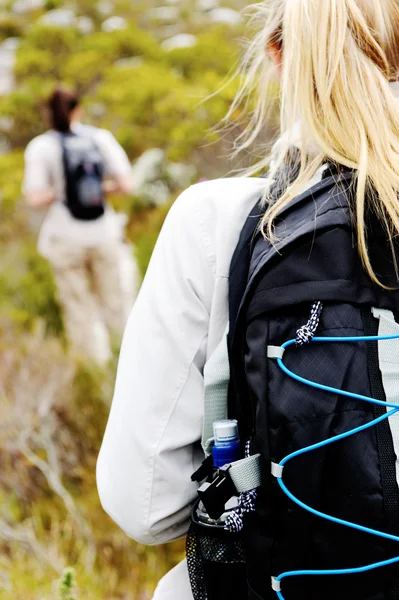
[18,244,64,336]
[44,0,63,10]
[93,58,237,161]
[129,201,172,277]
[58,568,77,600]
[93,61,185,156]
[19,23,80,56]
[0,89,50,147]
[0,243,64,337]
[5,17,241,161]
[165,26,241,80]
[81,24,163,62]
[0,13,22,40]
[0,150,24,215]
[63,25,163,93]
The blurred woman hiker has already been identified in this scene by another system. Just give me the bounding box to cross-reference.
[99,1,399,599]
[23,87,138,365]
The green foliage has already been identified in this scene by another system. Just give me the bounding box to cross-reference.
[63,25,163,93]
[0,13,22,40]
[5,14,242,159]
[18,244,64,336]
[81,25,163,62]
[44,0,63,10]
[68,362,111,469]
[94,62,184,156]
[15,24,80,84]
[0,150,24,216]
[129,201,173,277]
[0,151,63,336]
[165,26,240,79]
[58,568,77,600]
[0,243,64,337]
[0,89,49,147]
[21,23,80,56]
[94,58,238,161]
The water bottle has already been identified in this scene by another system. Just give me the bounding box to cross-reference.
[189,421,247,597]
[196,419,241,527]
[212,420,241,468]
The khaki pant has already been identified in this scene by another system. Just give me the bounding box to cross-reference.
[47,238,139,364]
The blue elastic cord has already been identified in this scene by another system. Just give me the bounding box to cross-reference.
[272,334,399,599]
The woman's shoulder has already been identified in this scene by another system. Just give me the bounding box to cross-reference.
[171,176,266,221]
[25,131,58,158]
[167,177,266,277]
[74,123,115,144]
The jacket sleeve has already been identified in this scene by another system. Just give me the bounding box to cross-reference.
[23,138,52,193]
[96,187,215,545]
[97,129,133,178]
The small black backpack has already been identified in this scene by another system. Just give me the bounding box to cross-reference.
[61,131,105,221]
[187,166,399,600]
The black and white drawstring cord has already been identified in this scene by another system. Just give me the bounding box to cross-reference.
[224,440,257,533]
[296,301,324,346]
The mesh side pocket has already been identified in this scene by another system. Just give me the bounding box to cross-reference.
[186,515,247,600]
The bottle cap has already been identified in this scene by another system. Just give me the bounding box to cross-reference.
[213,420,239,444]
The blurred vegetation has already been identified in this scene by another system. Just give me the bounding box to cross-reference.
[58,568,77,600]
[0,1,269,599]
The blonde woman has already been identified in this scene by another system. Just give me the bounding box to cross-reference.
[98,1,399,599]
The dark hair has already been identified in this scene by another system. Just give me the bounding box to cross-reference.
[48,87,80,133]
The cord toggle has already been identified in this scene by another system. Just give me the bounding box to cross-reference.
[271,577,281,592]
[271,462,284,479]
[267,346,285,360]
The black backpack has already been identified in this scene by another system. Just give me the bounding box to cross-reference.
[187,166,399,600]
[61,131,105,221]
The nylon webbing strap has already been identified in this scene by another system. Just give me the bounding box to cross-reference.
[202,326,230,457]
[229,454,262,493]
[369,308,399,599]
[371,308,399,488]
[201,328,262,494]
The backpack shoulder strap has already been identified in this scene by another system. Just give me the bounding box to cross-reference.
[199,199,263,484]
[201,199,262,457]
[202,324,230,456]
[59,132,71,187]
[229,199,263,337]
[58,131,76,165]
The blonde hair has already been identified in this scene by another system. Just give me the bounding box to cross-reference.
[230,0,399,286]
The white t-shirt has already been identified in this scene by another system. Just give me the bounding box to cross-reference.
[23,123,133,256]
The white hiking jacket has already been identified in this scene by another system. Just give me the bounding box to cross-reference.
[97,177,266,598]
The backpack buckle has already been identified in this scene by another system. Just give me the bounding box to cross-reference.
[197,465,237,520]
[191,455,214,483]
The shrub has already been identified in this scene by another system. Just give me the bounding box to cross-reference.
[58,568,77,600]
[0,13,22,40]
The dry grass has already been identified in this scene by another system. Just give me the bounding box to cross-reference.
[0,325,184,599]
